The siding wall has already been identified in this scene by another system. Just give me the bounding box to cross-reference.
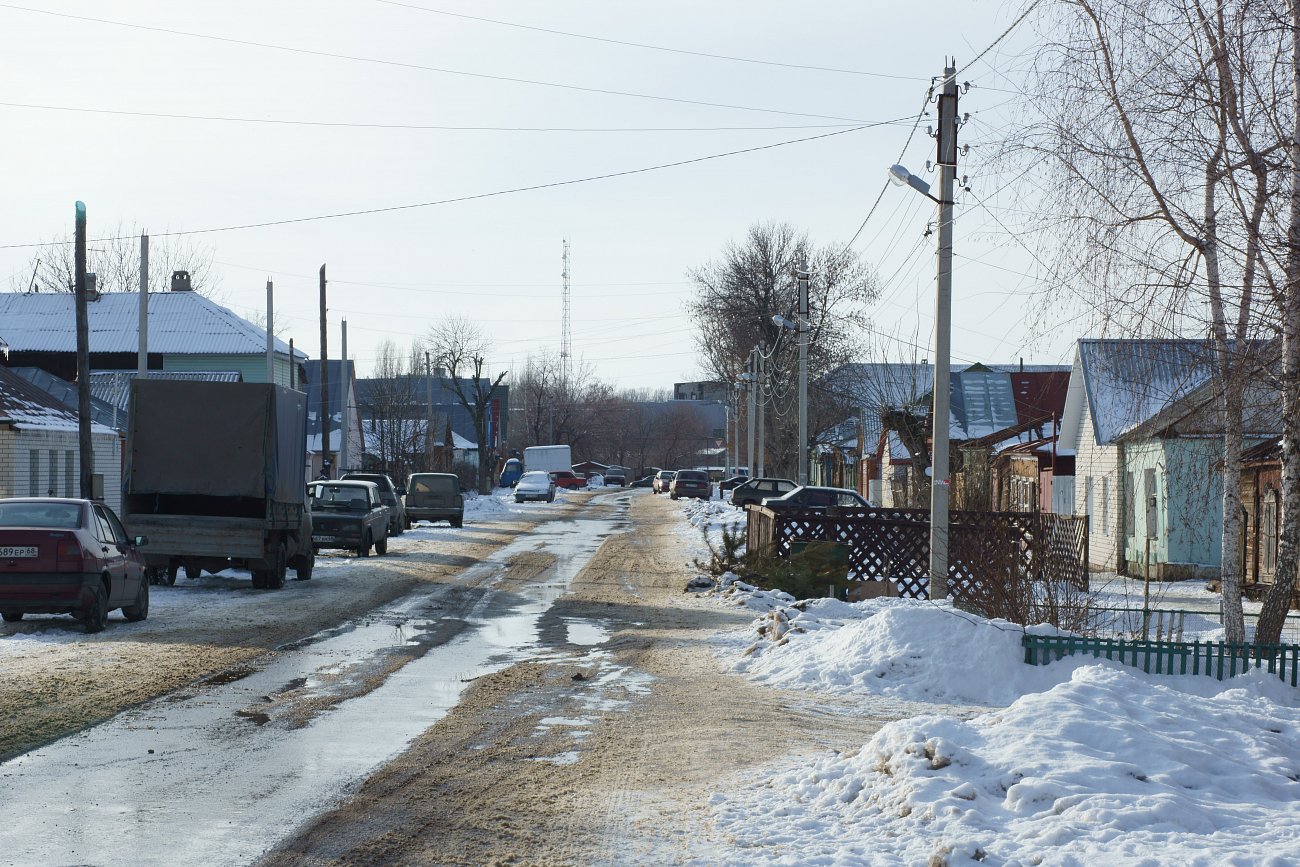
[0,428,122,510]
[1072,397,1122,571]
[163,352,295,386]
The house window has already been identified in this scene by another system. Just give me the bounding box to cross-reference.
[1125,471,1135,538]
[1101,477,1109,535]
[1263,489,1279,575]
[1085,476,1094,532]
[64,451,75,497]
[1144,468,1158,539]
[28,450,39,496]
[47,450,58,497]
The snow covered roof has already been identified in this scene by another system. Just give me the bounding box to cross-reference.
[9,367,123,430]
[0,291,307,358]
[0,367,114,434]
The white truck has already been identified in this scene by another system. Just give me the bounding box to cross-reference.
[523,445,572,474]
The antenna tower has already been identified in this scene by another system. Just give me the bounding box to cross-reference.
[560,239,572,382]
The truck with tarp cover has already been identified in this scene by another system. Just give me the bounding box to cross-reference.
[124,379,313,589]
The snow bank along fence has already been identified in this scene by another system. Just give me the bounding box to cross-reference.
[745,505,1089,600]
[1022,634,1300,686]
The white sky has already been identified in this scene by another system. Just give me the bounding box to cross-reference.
[0,1,1059,388]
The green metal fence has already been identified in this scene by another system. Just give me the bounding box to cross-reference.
[1022,634,1300,686]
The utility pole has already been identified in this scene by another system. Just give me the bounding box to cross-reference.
[265,279,275,383]
[757,345,766,478]
[74,202,94,499]
[929,61,959,600]
[137,233,148,374]
[797,265,810,486]
[319,264,330,479]
[426,350,435,471]
[746,349,757,478]
[340,320,349,474]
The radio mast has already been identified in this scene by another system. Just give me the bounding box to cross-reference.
[560,239,572,384]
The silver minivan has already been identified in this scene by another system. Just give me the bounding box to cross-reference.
[404,473,465,528]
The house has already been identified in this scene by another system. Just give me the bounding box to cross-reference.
[0,366,121,506]
[8,367,124,432]
[0,286,308,386]
[303,360,364,479]
[1057,338,1276,577]
[673,381,731,402]
[1242,438,1282,592]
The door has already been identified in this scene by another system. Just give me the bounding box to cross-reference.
[92,505,129,603]
[102,507,144,600]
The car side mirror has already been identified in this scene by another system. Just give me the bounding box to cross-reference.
[133,535,149,547]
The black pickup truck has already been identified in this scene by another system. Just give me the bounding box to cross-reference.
[307,480,390,558]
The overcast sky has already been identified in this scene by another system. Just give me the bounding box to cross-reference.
[0,1,1055,388]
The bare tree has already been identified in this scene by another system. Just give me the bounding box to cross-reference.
[1021,0,1293,641]
[688,222,878,479]
[12,223,220,297]
[426,318,508,494]
[358,340,423,480]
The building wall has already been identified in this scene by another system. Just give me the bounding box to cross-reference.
[0,428,122,510]
[1072,396,1122,571]
[163,352,295,386]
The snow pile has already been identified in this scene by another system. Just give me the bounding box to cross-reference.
[708,664,1300,865]
[464,492,512,518]
[679,498,746,533]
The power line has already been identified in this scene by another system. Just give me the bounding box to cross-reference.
[0,123,892,250]
[372,0,932,81]
[0,99,870,133]
[0,4,873,124]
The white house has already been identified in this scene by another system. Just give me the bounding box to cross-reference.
[0,367,121,507]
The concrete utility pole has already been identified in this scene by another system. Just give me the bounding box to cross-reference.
[265,280,275,384]
[757,345,766,478]
[137,233,148,374]
[797,266,810,486]
[74,202,95,499]
[319,264,330,479]
[426,350,435,470]
[340,320,349,474]
[746,349,757,478]
[929,62,959,600]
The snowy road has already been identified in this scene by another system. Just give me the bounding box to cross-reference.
[0,502,626,866]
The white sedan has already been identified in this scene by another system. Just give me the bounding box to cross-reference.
[514,471,556,503]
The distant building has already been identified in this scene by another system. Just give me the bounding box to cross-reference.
[673,380,729,402]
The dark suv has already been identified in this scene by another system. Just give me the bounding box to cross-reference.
[669,470,711,500]
[730,477,797,508]
[341,473,408,534]
[405,473,464,528]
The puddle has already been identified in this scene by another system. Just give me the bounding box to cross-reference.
[0,510,628,867]
[564,618,610,646]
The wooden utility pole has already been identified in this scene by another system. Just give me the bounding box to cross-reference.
[74,201,94,499]
[319,265,330,478]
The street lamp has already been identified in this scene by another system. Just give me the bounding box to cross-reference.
[886,63,958,601]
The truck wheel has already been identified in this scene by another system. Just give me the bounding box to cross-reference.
[80,582,109,634]
[452,517,463,528]
[165,562,179,586]
[122,578,150,622]
[357,533,371,558]
[183,560,203,581]
[404,516,413,531]
[294,548,314,581]
[266,545,286,590]
[393,519,404,537]
[250,570,267,590]
[2,611,23,623]
[375,534,388,556]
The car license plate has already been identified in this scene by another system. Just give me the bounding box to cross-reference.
[0,546,37,558]
[311,535,335,543]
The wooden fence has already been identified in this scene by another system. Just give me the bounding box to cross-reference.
[1023,634,1300,686]
[746,505,1088,600]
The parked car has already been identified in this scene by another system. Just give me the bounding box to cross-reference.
[515,471,556,503]
[405,473,464,528]
[499,457,523,488]
[630,475,654,488]
[604,472,627,486]
[549,471,585,490]
[669,470,712,501]
[652,470,676,494]
[718,475,750,492]
[730,477,798,508]
[341,472,408,534]
[761,485,873,514]
[308,480,390,557]
[0,498,150,633]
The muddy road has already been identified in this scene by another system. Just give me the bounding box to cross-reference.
[0,491,883,865]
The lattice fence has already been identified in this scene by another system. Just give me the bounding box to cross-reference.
[746,506,1088,600]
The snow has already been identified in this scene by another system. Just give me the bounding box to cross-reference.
[685,510,1300,865]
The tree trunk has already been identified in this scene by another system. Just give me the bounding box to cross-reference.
[1220,385,1246,643]
[1257,1,1300,646]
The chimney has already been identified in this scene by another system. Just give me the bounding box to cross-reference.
[170,271,193,292]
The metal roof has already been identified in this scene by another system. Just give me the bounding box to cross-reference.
[0,366,114,433]
[0,291,308,358]
[8,367,123,430]
[88,370,244,414]
[1077,340,1218,444]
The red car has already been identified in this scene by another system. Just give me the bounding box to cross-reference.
[548,471,585,490]
[0,498,150,633]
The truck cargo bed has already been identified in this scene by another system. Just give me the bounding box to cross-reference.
[129,515,269,560]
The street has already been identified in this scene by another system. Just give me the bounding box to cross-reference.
[0,490,882,865]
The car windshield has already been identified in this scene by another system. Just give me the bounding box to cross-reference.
[677,472,706,482]
[412,475,456,494]
[0,502,82,528]
[310,484,370,511]
[519,472,549,485]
